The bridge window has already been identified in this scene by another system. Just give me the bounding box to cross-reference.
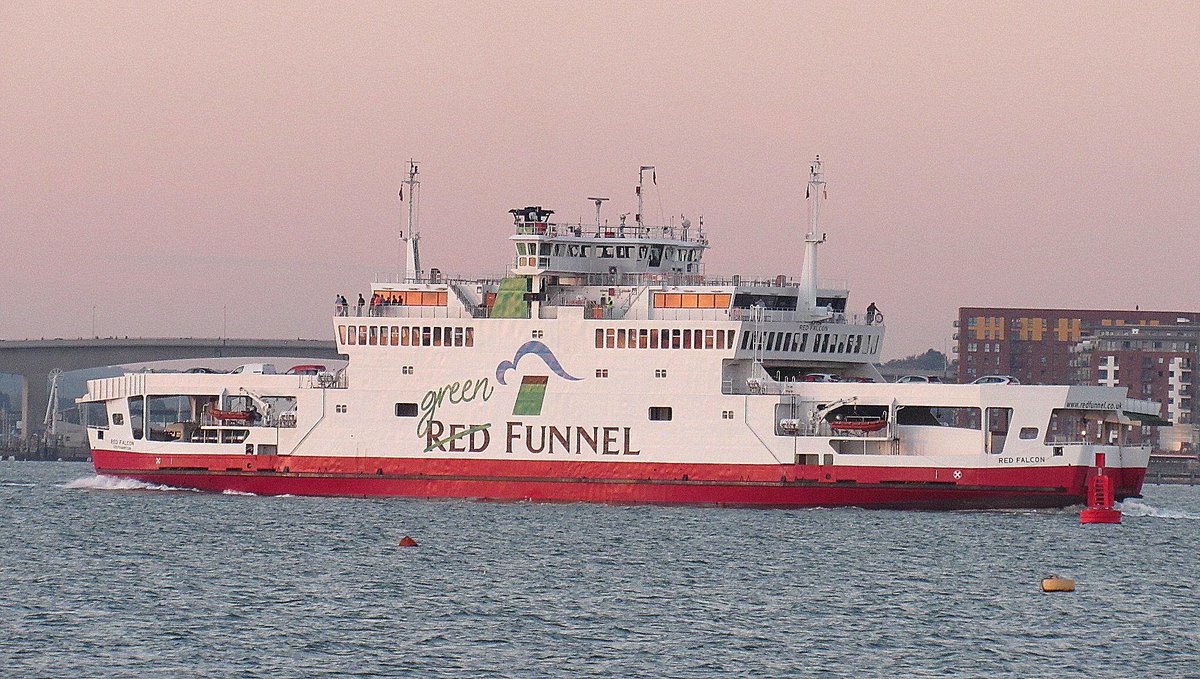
[653,293,732,309]
[127,396,144,440]
[378,290,448,306]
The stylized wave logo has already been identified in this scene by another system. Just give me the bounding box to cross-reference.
[495,341,582,386]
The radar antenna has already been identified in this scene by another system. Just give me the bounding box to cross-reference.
[588,197,609,231]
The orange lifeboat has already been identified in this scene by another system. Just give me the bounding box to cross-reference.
[829,418,888,433]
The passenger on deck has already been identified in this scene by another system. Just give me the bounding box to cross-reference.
[356,294,365,316]
[335,295,345,317]
[866,302,878,325]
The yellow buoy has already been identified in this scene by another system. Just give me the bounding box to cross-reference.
[1041,575,1076,592]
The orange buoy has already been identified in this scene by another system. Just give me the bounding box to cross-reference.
[398,536,418,547]
[1041,575,1076,592]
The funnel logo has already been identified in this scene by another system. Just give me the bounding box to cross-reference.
[495,341,582,416]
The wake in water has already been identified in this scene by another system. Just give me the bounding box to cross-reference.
[62,475,191,493]
[1116,499,1200,520]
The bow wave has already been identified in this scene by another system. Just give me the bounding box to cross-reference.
[495,341,582,385]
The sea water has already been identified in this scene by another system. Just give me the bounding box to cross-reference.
[1,461,1197,678]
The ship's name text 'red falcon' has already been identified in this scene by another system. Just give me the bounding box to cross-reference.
[424,420,640,455]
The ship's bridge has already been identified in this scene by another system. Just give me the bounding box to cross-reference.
[509,206,709,280]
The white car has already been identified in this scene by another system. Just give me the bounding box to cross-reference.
[972,375,1020,385]
[896,375,943,384]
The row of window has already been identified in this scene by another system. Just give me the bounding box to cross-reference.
[393,400,676,422]
[653,293,732,309]
[966,343,1002,353]
[595,328,737,350]
[740,330,879,355]
[516,242,700,262]
[375,290,448,306]
[339,324,476,347]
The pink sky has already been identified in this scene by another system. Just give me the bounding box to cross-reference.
[2,2,1198,359]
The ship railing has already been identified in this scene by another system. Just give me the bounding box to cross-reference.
[514,221,711,245]
[301,372,348,389]
[728,309,883,327]
[198,412,298,428]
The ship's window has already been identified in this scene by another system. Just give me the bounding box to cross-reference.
[680,293,698,308]
[616,329,627,349]
[605,328,616,349]
[465,327,474,347]
[659,329,670,348]
[112,413,124,426]
[434,327,445,346]
[422,327,432,346]
[599,246,614,258]
[454,327,464,346]
[568,244,580,257]
[638,245,648,259]
[258,444,278,455]
[395,403,418,417]
[346,326,356,345]
[649,406,673,421]
[682,330,692,349]
[359,326,368,345]
[82,402,109,429]
[649,328,659,349]
[128,396,144,440]
[722,410,734,419]
[694,329,703,349]
[617,246,632,258]
[655,369,668,378]
[335,405,347,413]
[338,325,346,344]
[715,330,725,350]
[580,245,591,257]
[402,366,414,375]
[896,406,981,430]
[638,329,649,349]
[369,326,378,345]
[540,243,551,256]
[596,369,609,378]
[595,329,604,348]
[1019,427,1039,440]
[531,329,543,339]
[705,330,715,349]
[727,330,736,349]
[671,329,682,349]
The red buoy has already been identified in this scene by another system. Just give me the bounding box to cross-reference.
[1080,454,1121,524]
[398,536,418,547]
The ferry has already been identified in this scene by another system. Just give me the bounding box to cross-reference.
[79,159,1158,508]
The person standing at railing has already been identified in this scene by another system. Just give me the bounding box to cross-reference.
[866,302,879,325]
[334,295,346,317]
[356,293,365,316]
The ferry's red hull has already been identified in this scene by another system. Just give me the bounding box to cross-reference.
[90,448,1146,509]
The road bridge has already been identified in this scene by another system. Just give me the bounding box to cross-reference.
[0,338,341,443]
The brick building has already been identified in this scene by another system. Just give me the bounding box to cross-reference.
[1072,325,1197,452]
[955,307,1199,453]
[955,307,1197,385]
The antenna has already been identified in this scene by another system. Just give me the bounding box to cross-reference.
[399,160,421,281]
[636,165,655,229]
[588,197,609,230]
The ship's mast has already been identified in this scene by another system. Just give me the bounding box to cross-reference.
[636,165,655,233]
[400,160,421,281]
[799,156,827,310]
